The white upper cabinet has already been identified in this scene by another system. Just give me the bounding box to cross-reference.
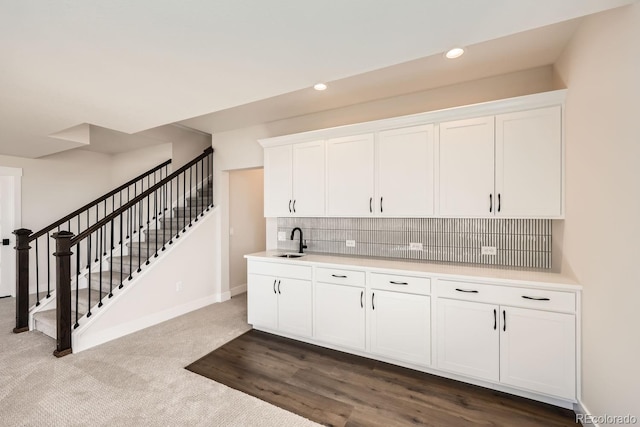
[495,106,562,217]
[377,125,435,217]
[326,134,375,216]
[264,141,325,217]
[438,117,495,217]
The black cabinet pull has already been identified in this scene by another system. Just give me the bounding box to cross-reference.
[331,274,347,278]
[389,281,408,285]
[369,197,372,213]
[489,194,493,213]
[497,193,501,213]
[292,200,296,213]
[360,290,363,308]
[277,280,281,294]
[273,279,277,294]
[455,288,479,293]
[522,295,550,301]
[372,292,375,310]
[380,197,383,213]
[503,310,506,332]
[288,200,292,213]
[493,309,497,330]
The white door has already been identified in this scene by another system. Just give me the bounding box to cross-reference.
[314,281,366,350]
[377,125,435,217]
[326,134,375,216]
[370,290,431,366]
[263,145,293,217]
[292,140,325,216]
[0,171,21,298]
[495,106,562,217]
[247,274,278,330]
[438,117,495,217]
[277,278,312,338]
[500,306,576,399]
[436,298,499,381]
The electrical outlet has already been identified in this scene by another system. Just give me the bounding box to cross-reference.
[278,231,287,241]
[409,242,423,251]
[481,246,497,256]
[346,240,356,247]
[176,281,183,292]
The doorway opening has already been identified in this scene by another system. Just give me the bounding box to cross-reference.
[0,167,22,298]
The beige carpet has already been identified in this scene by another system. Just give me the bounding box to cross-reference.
[0,294,319,427]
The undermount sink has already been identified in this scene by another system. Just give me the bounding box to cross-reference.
[273,253,306,259]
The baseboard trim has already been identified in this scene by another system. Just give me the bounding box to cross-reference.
[216,291,231,302]
[230,284,246,297]
[574,400,599,427]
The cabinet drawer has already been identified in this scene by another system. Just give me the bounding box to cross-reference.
[502,288,575,313]
[248,261,312,280]
[437,280,505,304]
[316,267,365,287]
[370,273,431,295]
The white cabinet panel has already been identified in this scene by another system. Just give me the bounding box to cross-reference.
[500,306,575,399]
[496,106,562,217]
[264,145,293,217]
[292,141,325,216]
[439,117,495,217]
[377,125,435,216]
[314,281,366,350]
[370,290,430,366]
[278,278,312,338]
[436,298,500,381]
[326,134,375,216]
[247,274,278,330]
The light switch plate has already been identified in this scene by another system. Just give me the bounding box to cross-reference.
[278,231,287,241]
[346,240,356,247]
[409,242,423,251]
[481,246,497,256]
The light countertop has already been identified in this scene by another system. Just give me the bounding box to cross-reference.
[245,250,581,291]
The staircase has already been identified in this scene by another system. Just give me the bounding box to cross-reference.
[13,148,214,355]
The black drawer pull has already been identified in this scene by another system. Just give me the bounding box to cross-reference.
[288,200,292,213]
[455,288,479,293]
[372,292,375,310]
[360,290,363,308]
[389,281,408,285]
[522,296,550,301]
[493,309,497,330]
[503,310,506,331]
[273,279,277,294]
[331,274,347,278]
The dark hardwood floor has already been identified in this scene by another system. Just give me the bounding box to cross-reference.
[186,330,577,427]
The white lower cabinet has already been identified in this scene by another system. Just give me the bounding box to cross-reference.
[370,289,431,366]
[314,281,366,350]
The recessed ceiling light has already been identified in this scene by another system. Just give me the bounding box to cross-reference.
[313,83,327,91]
[445,47,465,59]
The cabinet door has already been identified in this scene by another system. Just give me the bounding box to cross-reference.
[495,106,562,217]
[438,117,495,217]
[500,306,575,399]
[264,145,293,217]
[292,140,325,216]
[370,290,431,366]
[436,298,499,381]
[314,282,366,350]
[247,274,278,330]
[326,134,375,216]
[377,125,435,216]
[277,278,312,338]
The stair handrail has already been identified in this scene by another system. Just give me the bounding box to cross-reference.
[29,159,171,242]
[51,147,213,356]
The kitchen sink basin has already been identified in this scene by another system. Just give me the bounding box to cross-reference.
[273,253,306,259]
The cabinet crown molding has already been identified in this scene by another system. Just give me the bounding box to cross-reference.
[259,90,567,148]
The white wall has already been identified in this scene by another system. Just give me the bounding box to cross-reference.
[139,124,211,169]
[229,168,265,294]
[553,3,640,421]
[111,143,173,184]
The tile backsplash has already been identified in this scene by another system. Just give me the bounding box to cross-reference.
[277,217,552,269]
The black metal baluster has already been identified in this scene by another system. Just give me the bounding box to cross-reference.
[119,212,124,289]
[164,165,169,212]
[183,171,187,233]
[170,177,175,242]
[133,182,137,235]
[86,211,90,267]
[128,206,133,281]
[98,227,103,307]
[35,239,40,305]
[200,157,205,217]
[126,186,130,239]
[194,162,199,222]
[46,237,51,298]
[103,201,107,255]
[75,245,80,328]
[189,165,193,227]
[137,201,142,272]
[87,233,92,318]
[109,218,114,298]
[154,188,159,257]
[94,206,98,262]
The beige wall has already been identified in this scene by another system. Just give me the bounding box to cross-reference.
[554,3,640,420]
[228,168,265,290]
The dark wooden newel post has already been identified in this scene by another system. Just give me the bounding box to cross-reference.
[52,231,74,357]
[13,228,32,333]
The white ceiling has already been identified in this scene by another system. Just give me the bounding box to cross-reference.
[0,0,635,158]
